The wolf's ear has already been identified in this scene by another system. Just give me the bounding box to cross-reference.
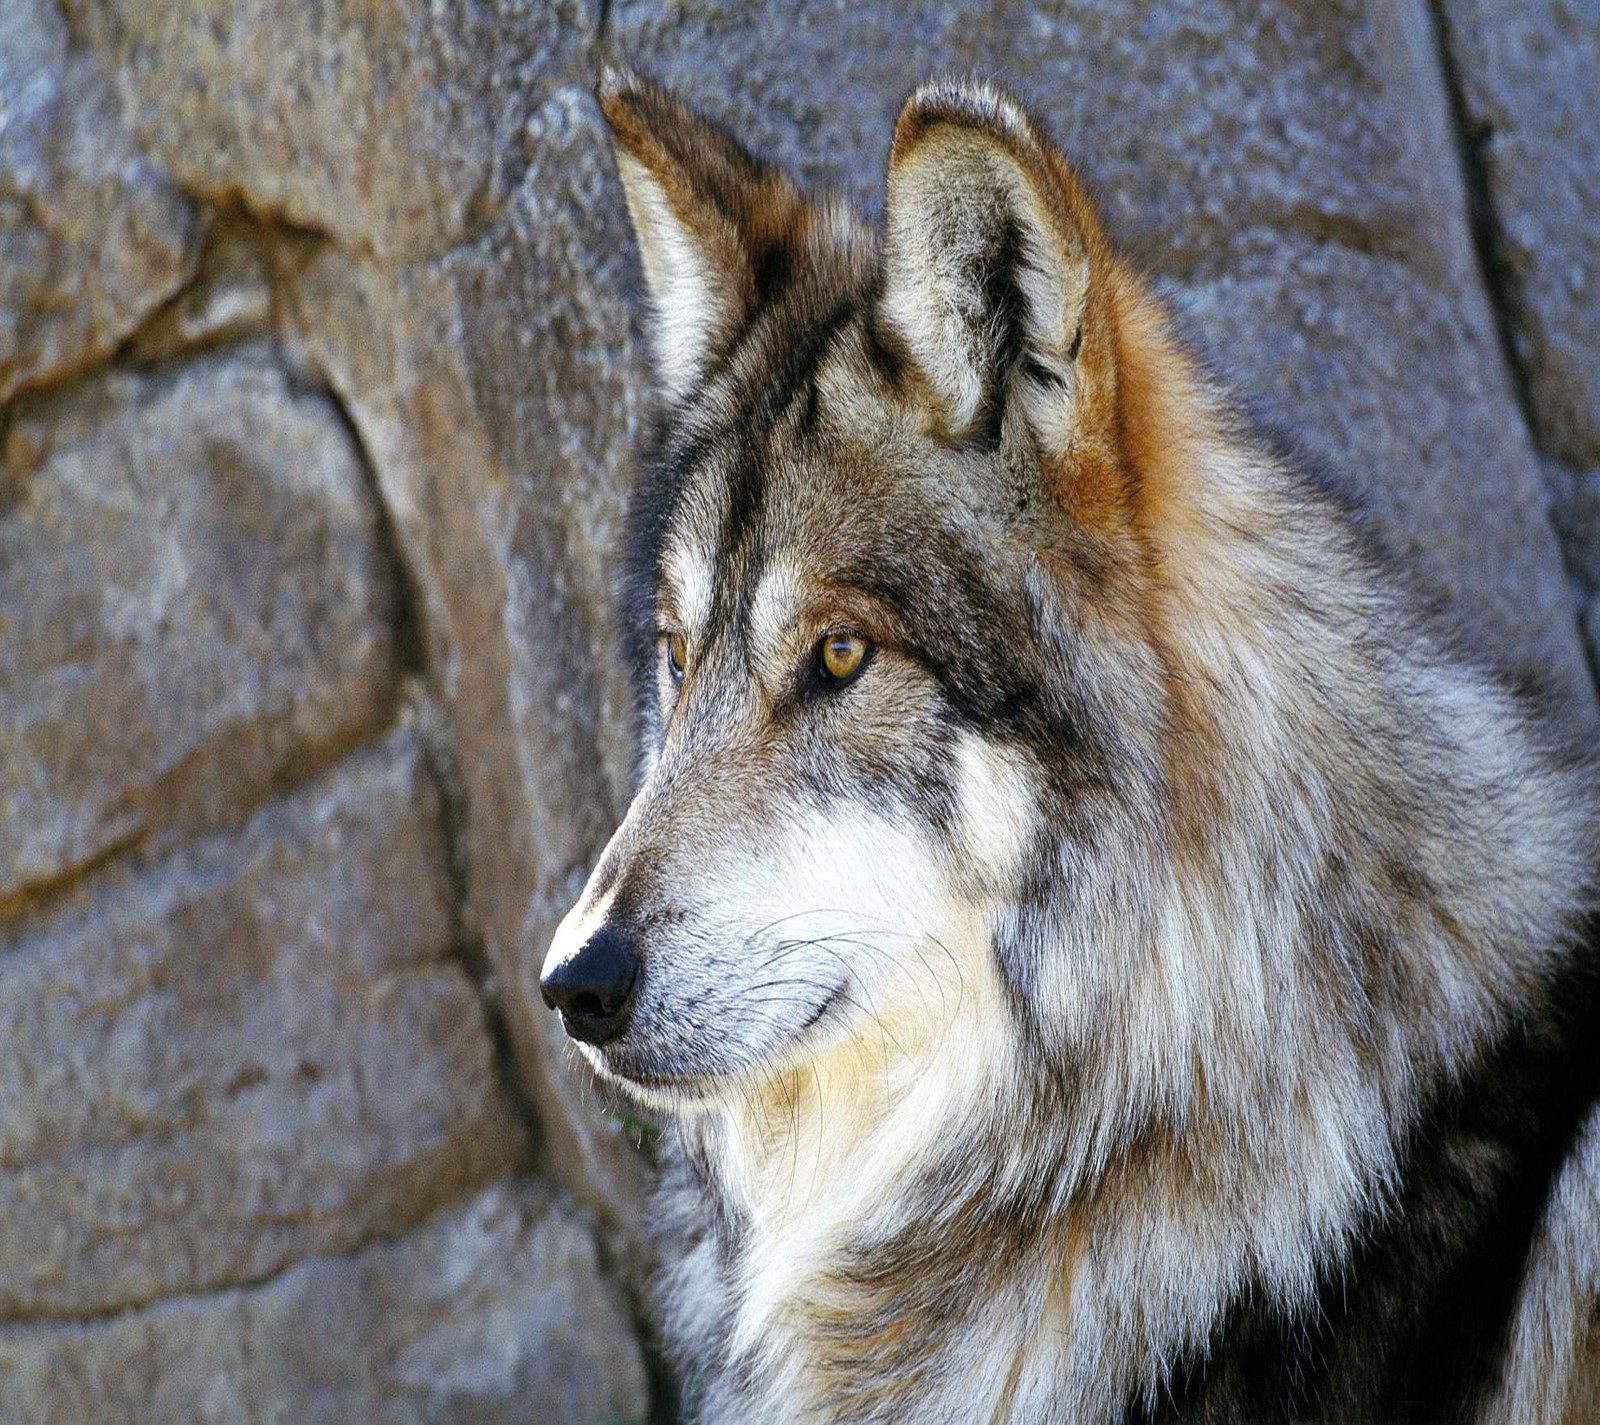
[598,67,809,399]
[879,82,1115,458]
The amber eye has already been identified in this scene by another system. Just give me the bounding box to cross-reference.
[662,630,687,684]
[817,631,869,687]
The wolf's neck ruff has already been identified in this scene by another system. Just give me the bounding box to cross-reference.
[654,383,1592,1424]
[541,67,1600,1425]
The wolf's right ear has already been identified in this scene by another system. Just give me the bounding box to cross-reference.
[598,67,808,400]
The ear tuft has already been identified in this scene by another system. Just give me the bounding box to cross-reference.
[890,77,1043,162]
[594,61,640,110]
[879,80,1109,451]
[598,69,809,400]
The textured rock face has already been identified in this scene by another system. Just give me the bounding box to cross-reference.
[0,351,398,901]
[60,0,592,259]
[1434,0,1600,682]
[0,1179,649,1425]
[1,0,1596,1417]
[0,1,199,402]
[0,735,515,1317]
[1438,0,1600,469]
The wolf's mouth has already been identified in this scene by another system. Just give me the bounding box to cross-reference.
[593,984,847,1103]
[794,984,844,1035]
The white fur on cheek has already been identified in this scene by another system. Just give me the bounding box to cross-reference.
[683,803,1016,1368]
[952,734,1038,894]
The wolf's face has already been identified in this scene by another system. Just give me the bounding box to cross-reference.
[542,74,1175,1111]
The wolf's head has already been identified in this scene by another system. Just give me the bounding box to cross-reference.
[538,72,1585,1176]
[541,70,1197,1119]
[536,69,1599,1419]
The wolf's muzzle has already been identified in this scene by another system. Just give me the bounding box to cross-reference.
[539,924,640,1045]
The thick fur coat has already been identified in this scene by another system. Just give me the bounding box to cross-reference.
[540,70,1600,1424]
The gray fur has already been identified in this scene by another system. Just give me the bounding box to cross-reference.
[541,70,1600,1424]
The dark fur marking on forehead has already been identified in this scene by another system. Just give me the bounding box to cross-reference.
[619,416,718,724]
[621,291,864,735]
[752,243,794,304]
[795,370,824,438]
[714,296,861,568]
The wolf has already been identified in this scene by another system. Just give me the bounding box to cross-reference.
[540,68,1600,1424]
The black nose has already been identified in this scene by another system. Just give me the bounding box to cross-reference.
[540,925,640,1045]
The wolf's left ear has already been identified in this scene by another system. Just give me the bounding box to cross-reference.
[598,67,809,400]
[879,82,1117,459]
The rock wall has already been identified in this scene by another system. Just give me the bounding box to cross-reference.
[1,1,1596,1420]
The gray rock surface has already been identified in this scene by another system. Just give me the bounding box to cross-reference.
[438,85,652,1212]
[1550,459,1600,594]
[614,0,1431,263]
[2,0,1597,1416]
[269,93,655,1229]
[63,0,596,259]
[0,1,199,402]
[0,1178,650,1425]
[1438,0,1600,468]
[0,349,399,902]
[0,733,520,1317]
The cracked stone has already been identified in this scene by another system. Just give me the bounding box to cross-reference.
[0,1177,647,1425]
[444,84,652,1221]
[128,222,276,364]
[63,0,598,260]
[0,348,401,903]
[1438,0,1600,467]
[1551,459,1600,594]
[0,733,523,1318]
[448,86,644,831]
[272,92,656,1236]
[0,0,199,403]
[1547,455,1600,681]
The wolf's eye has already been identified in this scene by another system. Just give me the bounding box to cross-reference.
[662,630,687,684]
[816,632,869,687]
